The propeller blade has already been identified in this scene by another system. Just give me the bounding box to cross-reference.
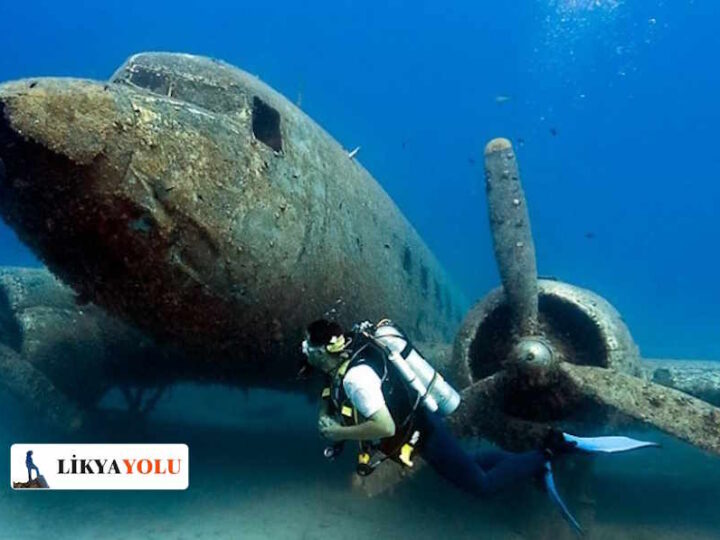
[484,138,538,335]
[447,373,507,436]
[558,363,720,455]
[447,372,552,450]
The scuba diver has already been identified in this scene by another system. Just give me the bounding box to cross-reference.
[25,450,40,482]
[300,318,659,536]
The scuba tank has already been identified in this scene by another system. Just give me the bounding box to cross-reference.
[356,319,461,416]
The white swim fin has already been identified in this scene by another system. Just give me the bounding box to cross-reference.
[563,433,660,454]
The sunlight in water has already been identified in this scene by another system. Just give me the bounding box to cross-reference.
[539,0,625,57]
[552,0,621,14]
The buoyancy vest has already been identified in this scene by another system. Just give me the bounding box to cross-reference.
[321,333,423,473]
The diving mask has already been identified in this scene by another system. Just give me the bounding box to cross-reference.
[301,335,347,356]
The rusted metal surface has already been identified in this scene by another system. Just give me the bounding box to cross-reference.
[447,373,558,450]
[643,359,720,406]
[0,341,84,431]
[0,53,465,383]
[484,138,538,336]
[1,266,367,431]
[446,137,720,459]
[559,363,720,455]
[0,267,117,429]
[3,51,719,480]
[453,279,642,387]
[0,267,185,430]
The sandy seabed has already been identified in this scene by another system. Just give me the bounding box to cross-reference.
[0,385,718,540]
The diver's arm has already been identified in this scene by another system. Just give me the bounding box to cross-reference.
[320,364,394,441]
[318,395,331,418]
[320,405,396,441]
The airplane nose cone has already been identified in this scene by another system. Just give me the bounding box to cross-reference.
[0,78,117,170]
[0,78,123,290]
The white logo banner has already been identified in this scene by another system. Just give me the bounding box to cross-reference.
[11,444,189,490]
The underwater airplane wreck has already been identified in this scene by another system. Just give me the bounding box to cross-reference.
[0,52,719,467]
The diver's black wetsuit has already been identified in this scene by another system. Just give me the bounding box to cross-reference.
[339,334,547,497]
[414,408,546,497]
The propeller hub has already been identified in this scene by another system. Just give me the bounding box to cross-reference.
[510,338,553,365]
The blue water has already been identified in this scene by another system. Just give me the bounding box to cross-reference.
[1,0,717,359]
[2,2,720,539]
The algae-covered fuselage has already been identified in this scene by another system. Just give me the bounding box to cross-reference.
[0,53,465,383]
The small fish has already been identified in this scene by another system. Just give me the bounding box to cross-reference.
[468,157,476,166]
[495,95,511,104]
[517,137,525,147]
[550,127,558,137]
[584,232,596,240]
[296,78,304,107]
[348,146,361,159]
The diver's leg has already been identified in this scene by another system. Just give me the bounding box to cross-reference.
[473,449,515,470]
[419,411,546,497]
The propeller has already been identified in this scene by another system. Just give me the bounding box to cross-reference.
[346,138,720,499]
[449,138,720,455]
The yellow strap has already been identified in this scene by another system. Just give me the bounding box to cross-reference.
[398,444,414,467]
[341,405,353,418]
[358,453,371,465]
[337,359,351,377]
[321,387,330,398]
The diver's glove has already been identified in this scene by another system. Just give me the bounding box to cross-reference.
[542,428,578,459]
